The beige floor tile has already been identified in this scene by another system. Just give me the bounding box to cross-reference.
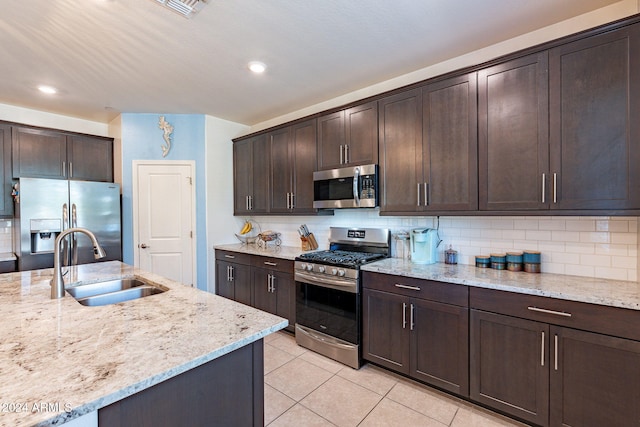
[359,398,449,427]
[301,375,383,427]
[268,332,308,356]
[265,357,333,401]
[298,349,346,374]
[451,405,528,427]
[265,384,296,425]
[264,343,296,374]
[337,363,399,395]
[386,380,459,425]
[265,331,285,343]
[268,403,335,427]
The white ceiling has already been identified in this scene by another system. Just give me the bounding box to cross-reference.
[0,0,624,126]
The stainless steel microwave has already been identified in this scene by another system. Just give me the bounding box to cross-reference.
[313,164,378,209]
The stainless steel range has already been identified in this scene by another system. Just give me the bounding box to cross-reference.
[294,227,390,369]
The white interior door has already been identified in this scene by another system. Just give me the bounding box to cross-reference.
[133,161,195,286]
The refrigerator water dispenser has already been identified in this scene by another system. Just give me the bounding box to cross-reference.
[30,219,61,254]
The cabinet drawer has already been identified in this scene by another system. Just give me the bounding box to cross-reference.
[215,250,252,266]
[251,255,293,273]
[362,271,468,307]
[470,287,640,341]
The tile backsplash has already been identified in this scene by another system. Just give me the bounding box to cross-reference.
[247,211,639,282]
[0,220,12,253]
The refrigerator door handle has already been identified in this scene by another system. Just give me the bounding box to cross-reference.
[71,204,78,265]
[62,203,69,267]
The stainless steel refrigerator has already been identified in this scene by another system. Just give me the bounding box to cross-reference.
[14,177,122,271]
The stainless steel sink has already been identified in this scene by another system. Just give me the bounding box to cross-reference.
[66,278,168,306]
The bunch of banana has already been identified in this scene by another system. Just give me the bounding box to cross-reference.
[240,220,253,235]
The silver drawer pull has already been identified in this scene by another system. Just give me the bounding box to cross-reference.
[395,284,421,291]
[527,306,572,317]
[264,261,278,266]
[224,254,235,259]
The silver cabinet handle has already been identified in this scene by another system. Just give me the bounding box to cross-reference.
[542,173,546,203]
[264,261,278,266]
[527,306,572,317]
[402,302,407,329]
[410,303,415,330]
[553,173,557,204]
[417,183,421,206]
[541,331,545,366]
[249,195,253,210]
[272,274,276,292]
[287,192,291,209]
[245,196,249,211]
[424,182,428,206]
[228,265,234,282]
[395,284,421,291]
[554,334,559,371]
[344,144,349,164]
[339,145,344,164]
[69,162,73,179]
[62,161,66,178]
[224,254,235,259]
[290,192,294,209]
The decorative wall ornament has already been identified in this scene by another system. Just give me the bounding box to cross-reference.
[158,115,174,157]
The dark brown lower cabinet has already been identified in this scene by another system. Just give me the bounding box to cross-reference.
[215,250,294,332]
[99,340,264,427]
[471,287,640,427]
[470,309,549,426]
[550,327,640,427]
[362,272,469,396]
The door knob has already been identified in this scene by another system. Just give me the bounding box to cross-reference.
[139,243,150,249]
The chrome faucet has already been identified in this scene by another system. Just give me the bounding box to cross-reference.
[50,227,106,299]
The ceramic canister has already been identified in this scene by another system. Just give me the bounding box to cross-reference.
[475,255,491,268]
[506,251,523,271]
[490,253,506,270]
[523,250,541,264]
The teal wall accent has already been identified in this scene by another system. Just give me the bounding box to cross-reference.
[121,114,207,289]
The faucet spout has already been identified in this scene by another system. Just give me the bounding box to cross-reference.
[50,227,106,299]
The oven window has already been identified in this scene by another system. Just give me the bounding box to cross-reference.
[296,281,359,345]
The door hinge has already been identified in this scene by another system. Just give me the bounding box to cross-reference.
[190,231,193,238]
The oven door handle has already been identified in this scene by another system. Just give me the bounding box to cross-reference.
[296,324,357,350]
[295,271,357,293]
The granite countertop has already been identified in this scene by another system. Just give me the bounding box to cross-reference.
[215,243,313,260]
[362,258,640,311]
[1,261,287,427]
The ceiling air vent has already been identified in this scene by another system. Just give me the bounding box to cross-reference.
[154,0,209,18]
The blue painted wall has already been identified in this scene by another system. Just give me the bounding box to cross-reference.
[121,114,207,289]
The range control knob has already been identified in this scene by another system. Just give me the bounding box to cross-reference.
[306,264,314,272]
[318,266,325,273]
[331,268,338,276]
[337,269,346,277]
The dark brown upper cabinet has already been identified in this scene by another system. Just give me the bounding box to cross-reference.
[478,52,550,211]
[12,126,113,182]
[549,23,640,210]
[379,73,478,214]
[233,134,270,215]
[0,125,13,217]
[317,101,378,170]
[269,119,317,214]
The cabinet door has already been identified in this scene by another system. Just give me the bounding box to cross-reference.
[67,135,113,182]
[252,268,277,314]
[470,310,549,426]
[216,260,235,300]
[215,260,251,305]
[549,24,640,210]
[317,111,345,170]
[290,119,317,213]
[233,135,269,215]
[550,326,640,427]
[269,127,292,213]
[272,271,294,330]
[12,127,67,179]
[422,73,478,211]
[411,298,469,396]
[362,288,410,374]
[0,125,13,217]
[379,89,423,213]
[344,101,378,166]
[478,52,549,211]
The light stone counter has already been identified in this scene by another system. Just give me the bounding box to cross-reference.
[361,258,640,311]
[215,243,314,260]
[0,261,287,427]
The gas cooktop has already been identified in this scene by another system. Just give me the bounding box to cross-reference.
[297,249,386,269]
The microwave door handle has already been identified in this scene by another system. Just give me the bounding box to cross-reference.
[353,167,360,206]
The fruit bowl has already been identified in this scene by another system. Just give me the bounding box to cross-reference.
[234,234,258,244]
[235,219,260,245]
[256,231,281,248]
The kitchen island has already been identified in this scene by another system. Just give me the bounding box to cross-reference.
[1,261,287,427]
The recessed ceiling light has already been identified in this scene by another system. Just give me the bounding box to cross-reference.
[38,85,58,95]
[248,61,266,74]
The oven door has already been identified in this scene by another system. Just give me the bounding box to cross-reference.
[295,276,359,345]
